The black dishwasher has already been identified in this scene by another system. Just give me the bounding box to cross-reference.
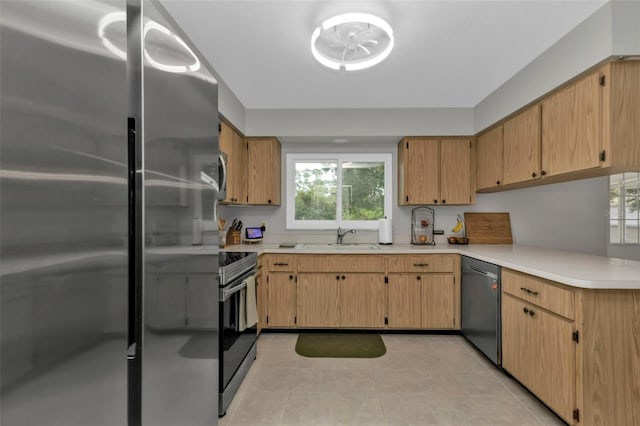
[461,256,502,365]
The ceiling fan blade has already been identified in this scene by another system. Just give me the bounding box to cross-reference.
[357,44,371,55]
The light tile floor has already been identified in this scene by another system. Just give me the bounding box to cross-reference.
[220,333,567,426]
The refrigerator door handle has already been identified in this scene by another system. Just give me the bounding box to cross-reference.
[127,343,136,360]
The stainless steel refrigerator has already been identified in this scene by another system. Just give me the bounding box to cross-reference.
[0,1,220,425]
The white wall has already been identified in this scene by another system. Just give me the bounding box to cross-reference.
[221,142,610,256]
[245,108,474,139]
[473,2,613,132]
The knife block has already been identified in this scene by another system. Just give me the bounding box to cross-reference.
[226,230,241,245]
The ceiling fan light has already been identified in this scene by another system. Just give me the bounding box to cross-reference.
[311,12,394,71]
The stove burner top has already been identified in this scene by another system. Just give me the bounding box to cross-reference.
[219,251,257,286]
[219,251,254,267]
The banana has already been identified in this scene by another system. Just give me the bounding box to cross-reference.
[451,215,464,233]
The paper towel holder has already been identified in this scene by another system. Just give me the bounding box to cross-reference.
[378,216,393,245]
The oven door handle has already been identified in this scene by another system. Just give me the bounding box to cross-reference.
[221,280,247,302]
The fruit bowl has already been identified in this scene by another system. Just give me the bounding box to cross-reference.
[448,236,469,245]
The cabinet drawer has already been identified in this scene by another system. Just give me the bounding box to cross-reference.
[502,269,575,320]
[266,255,296,271]
[297,255,386,272]
[388,255,455,273]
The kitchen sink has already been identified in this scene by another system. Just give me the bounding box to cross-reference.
[299,243,380,250]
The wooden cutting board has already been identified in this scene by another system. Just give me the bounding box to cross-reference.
[464,212,513,244]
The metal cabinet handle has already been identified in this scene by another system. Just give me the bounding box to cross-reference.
[336,275,340,280]
[532,172,537,178]
[341,275,346,280]
[520,287,539,296]
[413,263,429,267]
[274,262,289,266]
[523,306,536,317]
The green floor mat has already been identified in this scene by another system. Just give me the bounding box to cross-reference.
[295,333,386,358]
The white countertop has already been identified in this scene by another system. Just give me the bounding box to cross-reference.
[4,242,638,290]
[223,242,640,290]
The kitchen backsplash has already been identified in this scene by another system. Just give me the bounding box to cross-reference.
[220,176,610,256]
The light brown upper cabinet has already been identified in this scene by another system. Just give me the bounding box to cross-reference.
[476,126,503,190]
[541,71,602,177]
[503,104,541,185]
[398,137,473,205]
[219,121,247,204]
[440,139,473,205]
[246,138,281,205]
[476,61,640,193]
[542,62,640,178]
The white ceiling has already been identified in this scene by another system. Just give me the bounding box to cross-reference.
[163,0,608,111]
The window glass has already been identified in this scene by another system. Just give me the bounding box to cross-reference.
[294,162,337,220]
[609,172,640,244]
[341,161,385,220]
[286,154,392,230]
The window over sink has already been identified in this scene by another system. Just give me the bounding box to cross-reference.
[285,153,392,230]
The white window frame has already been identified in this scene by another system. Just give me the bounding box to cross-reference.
[286,153,392,230]
[609,172,640,245]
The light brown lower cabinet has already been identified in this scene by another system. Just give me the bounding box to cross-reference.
[296,273,340,327]
[266,272,296,327]
[502,293,575,422]
[421,274,455,329]
[387,274,421,328]
[502,268,640,426]
[387,273,455,329]
[339,274,386,328]
[260,253,459,331]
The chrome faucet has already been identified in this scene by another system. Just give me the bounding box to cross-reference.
[336,227,356,245]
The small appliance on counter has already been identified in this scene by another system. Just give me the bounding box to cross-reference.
[411,206,435,245]
[243,226,264,243]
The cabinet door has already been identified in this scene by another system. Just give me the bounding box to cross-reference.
[297,273,340,327]
[219,122,235,203]
[503,104,541,185]
[339,274,386,328]
[532,305,576,423]
[421,274,454,329]
[440,139,472,205]
[400,139,439,205]
[502,294,533,390]
[231,130,247,204]
[542,71,602,177]
[476,126,504,190]
[219,122,247,204]
[267,272,296,327]
[387,274,421,328]
[247,138,281,205]
[502,294,575,423]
